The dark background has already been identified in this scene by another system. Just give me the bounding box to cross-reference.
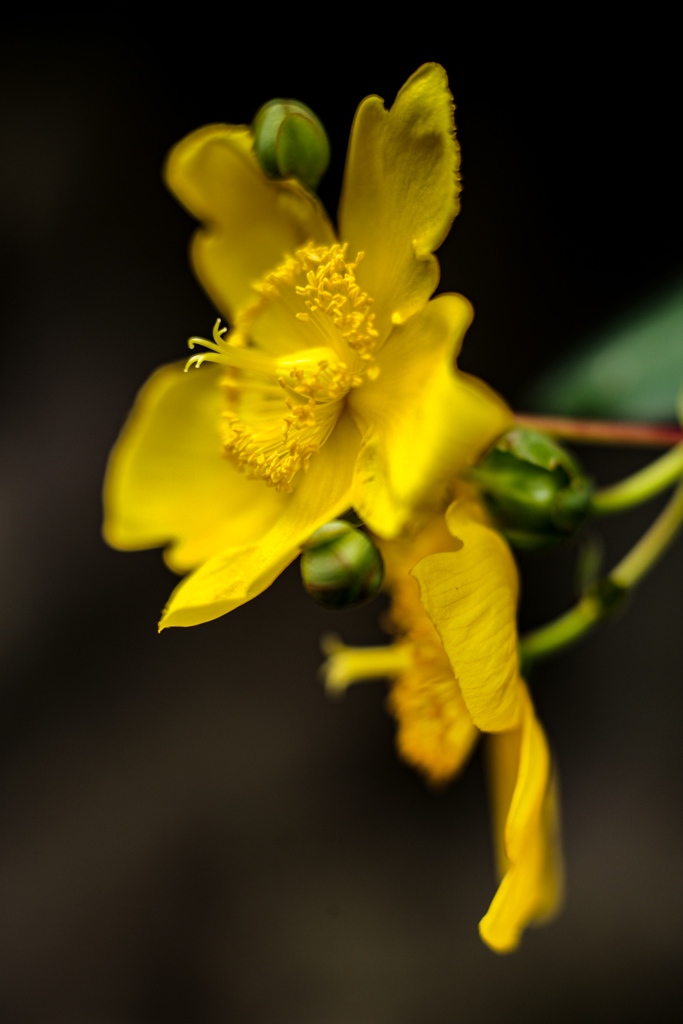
[1,14,681,1024]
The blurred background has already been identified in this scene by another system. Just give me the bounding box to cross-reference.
[1,13,681,1023]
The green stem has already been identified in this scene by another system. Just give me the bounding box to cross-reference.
[520,479,683,672]
[591,444,683,515]
[611,479,683,587]
[520,595,604,668]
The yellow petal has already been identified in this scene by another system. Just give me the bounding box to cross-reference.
[379,513,458,589]
[159,410,361,628]
[339,63,460,339]
[165,125,335,322]
[479,682,564,953]
[103,363,286,573]
[351,294,511,539]
[388,667,478,785]
[411,499,521,731]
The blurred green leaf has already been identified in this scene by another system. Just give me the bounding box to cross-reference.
[526,275,683,420]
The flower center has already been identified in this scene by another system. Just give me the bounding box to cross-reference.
[186,243,379,491]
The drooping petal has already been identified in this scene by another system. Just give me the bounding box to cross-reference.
[165,125,335,322]
[103,363,286,573]
[351,294,511,539]
[388,667,478,785]
[159,410,361,628]
[479,682,564,953]
[338,63,460,340]
[368,517,480,784]
[411,499,521,732]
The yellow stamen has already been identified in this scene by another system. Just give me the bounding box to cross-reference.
[221,391,341,492]
[185,242,381,490]
[293,244,379,364]
[186,319,277,374]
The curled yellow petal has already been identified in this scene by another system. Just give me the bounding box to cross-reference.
[388,666,478,785]
[165,125,335,322]
[411,500,521,731]
[371,517,480,785]
[479,682,564,953]
[339,63,460,339]
[103,363,286,573]
[159,410,360,628]
[351,294,511,539]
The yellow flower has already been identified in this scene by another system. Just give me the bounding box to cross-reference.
[103,64,510,629]
[322,495,563,953]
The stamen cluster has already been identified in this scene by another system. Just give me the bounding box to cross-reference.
[187,242,382,492]
[294,243,380,366]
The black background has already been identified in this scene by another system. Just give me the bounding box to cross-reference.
[1,13,681,1023]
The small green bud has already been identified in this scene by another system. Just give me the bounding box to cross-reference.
[300,521,384,609]
[252,98,330,192]
[471,428,594,551]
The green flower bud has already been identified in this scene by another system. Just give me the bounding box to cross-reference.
[471,428,594,551]
[300,521,384,609]
[252,98,330,192]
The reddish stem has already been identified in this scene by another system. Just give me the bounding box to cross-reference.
[514,413,683,448]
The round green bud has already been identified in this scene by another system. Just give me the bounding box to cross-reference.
[300,521,384,609]
[471,428,594,550]
[252,98,330,192]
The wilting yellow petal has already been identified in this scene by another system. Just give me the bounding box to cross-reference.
[351,294,511,540]
[339,63,460,340]
[388,667,478,785]
[367,517,479,785]
[165,125,335,322]
[412,499,521,731]
[159,410,361,628]
[479,682,564,953]
[103,363,286,573]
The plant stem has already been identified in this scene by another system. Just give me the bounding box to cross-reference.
[514,413,683,448]
[520,479,683,672]
[520,595,604,668]
[591,444,683,515]
[611,479,683,588]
